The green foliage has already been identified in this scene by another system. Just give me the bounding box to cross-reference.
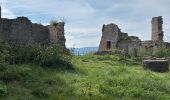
[139,47,154,57]
[0,84,7,96]
[35,44,71,67]
[3,44,72,68]
[138,46,170,58]
[0,42,9,63]
[31,87,50,98]
[49,19,58,26]
[71,55,170,99]
[153,47,170,57]
[0,64,31,83]
[5,44,38,64]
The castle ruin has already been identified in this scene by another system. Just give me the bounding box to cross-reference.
[99,16,170,52]
[98,24,141,51]
[0,6,66,48]
[151,16,164,41]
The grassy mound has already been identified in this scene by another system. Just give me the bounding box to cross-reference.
[0,54,170,99]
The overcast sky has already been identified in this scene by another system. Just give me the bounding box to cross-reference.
[0,0,170,48]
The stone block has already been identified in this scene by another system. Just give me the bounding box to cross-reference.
[143,59,169,72]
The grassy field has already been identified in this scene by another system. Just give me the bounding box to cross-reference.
[0,54,170,100]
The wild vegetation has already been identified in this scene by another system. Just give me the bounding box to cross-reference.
[129,43,170,58]
[0,42,170,100]
[49,19,58,26]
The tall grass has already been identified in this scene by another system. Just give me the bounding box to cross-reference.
[138,45,170,58]
[0,41,170,99]
[0,54,170,99]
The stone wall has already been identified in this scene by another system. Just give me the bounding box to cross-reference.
[1,17,33,44]
[0,17,66,47]
[98,23,141,52]
[32,23,49,44]
[48,22,66,47]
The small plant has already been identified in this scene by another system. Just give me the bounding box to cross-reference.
[50,19,58,26]
[153,47,170,57]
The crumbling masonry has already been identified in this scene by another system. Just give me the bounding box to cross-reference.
[0,6,66,48]
[151,16,164,41]
[99,16,170,52]
[99,24,141,51]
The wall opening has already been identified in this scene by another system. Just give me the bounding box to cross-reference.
[106,41,111,50]
[158,33,163,41]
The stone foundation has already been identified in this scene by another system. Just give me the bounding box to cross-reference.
[143,59,169,72]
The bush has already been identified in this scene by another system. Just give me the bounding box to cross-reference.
[0,42,9,63]
[0,84,7,96]
[5,44,72,68]
[35,44,71,67]
[0,65,31,83]
[50,19,58,26]
[0,63,7,71]
[138,42,170,58]
[5,44,39,64]
[31,87,49,98]
[153,47,170,57]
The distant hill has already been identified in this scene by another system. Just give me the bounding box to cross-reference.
[72,47,98,55]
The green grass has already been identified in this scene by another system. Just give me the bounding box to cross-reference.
[0,54,170,100]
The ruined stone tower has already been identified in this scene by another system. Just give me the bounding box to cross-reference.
[151,16,164,41]
[99,23,120,51]
[98,23,141,52]
[99,16,170,52]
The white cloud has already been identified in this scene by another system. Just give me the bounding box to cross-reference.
[66,28,99,34]
[65,35,75,48]
[65,33,100,48]
[1,5,16,18]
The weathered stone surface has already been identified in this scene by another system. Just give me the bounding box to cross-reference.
[0,6,66,48]
[151,16,163,41]
[48,22,66,47]
[32,23,49,44]
[98,23,120,51]
[98,16,170,54]
[143,59,169,72]
[98,23,141,52]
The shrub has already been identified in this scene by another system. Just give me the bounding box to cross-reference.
[50,19,58,26]
[153,47,170,57]
[0,63,7,71]
[5,45,35,64]
[138,42,170,58]
[35,44,71,67]
[0,42,9,63]
[139,47,153,57]
[31,87,49,98]
[0,65,30,83]
[0,84,7,96]
[5,44,72,68]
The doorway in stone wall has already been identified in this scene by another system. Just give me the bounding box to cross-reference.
[106,41,111,50]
